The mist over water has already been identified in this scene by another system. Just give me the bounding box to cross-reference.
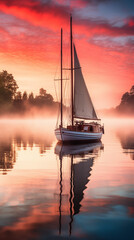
[0,118,133,240]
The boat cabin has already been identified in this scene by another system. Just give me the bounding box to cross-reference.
[67,121,102,133]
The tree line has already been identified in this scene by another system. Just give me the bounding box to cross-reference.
[0,70,57,115]
[101,85,134,117]
[116,85,134,115]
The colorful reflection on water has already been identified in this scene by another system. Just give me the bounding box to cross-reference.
[0,118,134,240]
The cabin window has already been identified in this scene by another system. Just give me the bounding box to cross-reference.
[90,126,93,132]
[83,126,88,131]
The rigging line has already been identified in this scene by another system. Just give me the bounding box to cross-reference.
[54,66,59,86]
[63,78,68,101]
[55,82,60,128]
[64,76,70,125]
[54,80,59,102]
[56,103,60,128]
[64,96,68,126]
[54,76,60,128]
[53,35,60,102]
[53,40,60,79]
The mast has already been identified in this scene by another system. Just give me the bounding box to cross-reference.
[70,15,74,126]
[61,28,63,127]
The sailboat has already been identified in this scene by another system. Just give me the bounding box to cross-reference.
[55,16,104,142]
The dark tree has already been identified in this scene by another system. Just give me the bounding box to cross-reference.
[39,88,53,103]
[28,92,34,104]
[130,85,134,95]
[117,85,134,115]
[39,88,46,96]
[13,91,23,110]
[34,88,54,106]
[0,70,56,115]
[121,92,129,103]
[0,70,18,104]
[15,91,22,100]
[22,91,28,101]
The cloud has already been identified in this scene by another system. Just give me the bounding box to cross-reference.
[0,0,134,38]
[89,35,134,54]
[128,17,134,27]
[0,0,70,30]
[73,16,134,37]
[70,0,110,7]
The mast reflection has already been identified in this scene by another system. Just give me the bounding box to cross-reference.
[55,141,103,236]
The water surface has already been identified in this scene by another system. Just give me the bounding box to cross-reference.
[0,118,134,240]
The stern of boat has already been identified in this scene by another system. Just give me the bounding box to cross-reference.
[55,128,62,141]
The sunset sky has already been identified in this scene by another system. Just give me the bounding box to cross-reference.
[0,0,134,109]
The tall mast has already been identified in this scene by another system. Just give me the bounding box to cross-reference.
[61,28,63,127]
[70,15,74,126]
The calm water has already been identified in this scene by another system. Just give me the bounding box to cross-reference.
[0,118,134,240]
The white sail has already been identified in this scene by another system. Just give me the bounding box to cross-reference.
[74,45,98,120]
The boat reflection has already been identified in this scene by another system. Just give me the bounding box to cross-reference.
[55,141,103,235]
[55,141,103,157]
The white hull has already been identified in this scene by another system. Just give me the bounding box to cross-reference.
[55,128,102,142]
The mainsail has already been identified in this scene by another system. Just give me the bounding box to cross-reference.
[74,45,98,120]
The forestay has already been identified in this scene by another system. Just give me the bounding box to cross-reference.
[74,45,98,120]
